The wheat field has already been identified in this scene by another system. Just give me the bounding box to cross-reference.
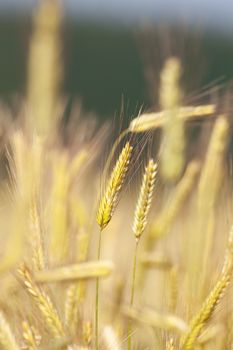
[0,1,232,350]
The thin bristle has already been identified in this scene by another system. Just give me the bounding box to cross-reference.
[133,159,157,240]
[97,142,132,230]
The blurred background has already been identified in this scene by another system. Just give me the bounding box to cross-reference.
[1,0,233,121]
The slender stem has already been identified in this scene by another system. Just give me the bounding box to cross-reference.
[128,239,139,350]
[130,240,139,306]
[95,229,102,350]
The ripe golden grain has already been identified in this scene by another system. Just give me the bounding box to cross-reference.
[133,159,157,241]
[97,142,132,230]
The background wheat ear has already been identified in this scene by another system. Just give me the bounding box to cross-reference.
[18,265,65,339]
[160,57,185,182]
[180,225,233,350]
[21,320,41,350]
[129,104,215,133]
[27,0,62,135]
[0,311,19,350]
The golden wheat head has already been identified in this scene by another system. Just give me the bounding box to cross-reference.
[133,159,157,240]
[97,142,132,230]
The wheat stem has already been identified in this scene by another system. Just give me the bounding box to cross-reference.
[128,240,139,350]
[95,229,102,350]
